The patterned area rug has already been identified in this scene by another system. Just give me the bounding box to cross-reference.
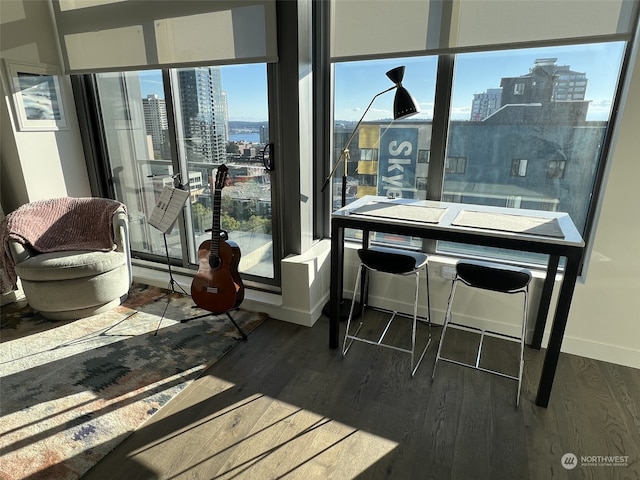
[0,283,266,480]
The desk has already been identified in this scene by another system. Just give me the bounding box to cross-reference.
[329,196,585,408]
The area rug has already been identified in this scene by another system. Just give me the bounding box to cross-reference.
[0,283,267,480]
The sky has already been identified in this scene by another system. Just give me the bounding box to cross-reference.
[138,65,268,122]
[139,41,626,123]
[335,42,626,122]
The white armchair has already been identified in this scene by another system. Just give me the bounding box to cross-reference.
[4,197,132,320]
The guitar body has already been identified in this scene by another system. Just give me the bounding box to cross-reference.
[227,240,245,307]
[191,239,240,314]
[190,164,244,314]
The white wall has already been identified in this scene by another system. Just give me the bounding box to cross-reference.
[0,0,90,214]
[564,39,640,368]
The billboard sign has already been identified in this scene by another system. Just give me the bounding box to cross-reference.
[377,127,418,198]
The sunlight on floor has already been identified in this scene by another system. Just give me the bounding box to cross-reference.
[131,391,399,479]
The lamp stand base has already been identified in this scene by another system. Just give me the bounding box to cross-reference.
[323,299,360,322]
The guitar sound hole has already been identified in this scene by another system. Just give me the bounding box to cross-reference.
[209,256,221,269]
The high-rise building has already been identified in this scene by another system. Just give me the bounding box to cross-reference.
[500,58,588,105]
[490,58,590,124]
[142,94,168,158]
[553,64,588,101]
[470,88,502,121]
[260,125,269,144]
[221,91,229,145]
[176,66,228,163]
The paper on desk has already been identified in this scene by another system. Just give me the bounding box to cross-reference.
[452,210,564,238]
[351,202,447,224]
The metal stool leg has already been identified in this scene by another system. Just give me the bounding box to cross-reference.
[432,276,458,380]
[516,286,529,407]
[343,263,365,357]
[411,265,432,376]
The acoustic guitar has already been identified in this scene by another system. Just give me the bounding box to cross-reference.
[191,165,244,314]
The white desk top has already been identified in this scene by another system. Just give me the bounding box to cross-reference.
[332,195,584,247]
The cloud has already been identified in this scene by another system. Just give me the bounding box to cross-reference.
[586,98,612,121]
[142,79,164,86]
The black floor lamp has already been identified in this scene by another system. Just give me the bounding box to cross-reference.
[321,66,420,205]
[322,66,420,320]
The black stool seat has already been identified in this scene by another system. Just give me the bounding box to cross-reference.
[456,259,532,292]
[358,246,428,275]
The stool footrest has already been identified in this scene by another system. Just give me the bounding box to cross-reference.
[363,305,431,325]
[435,321,521,382]
[436,357,520,382]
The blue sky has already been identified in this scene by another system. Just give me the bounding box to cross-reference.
[139,42,625,123]
[138,66,268,122]
[335,42,626,122]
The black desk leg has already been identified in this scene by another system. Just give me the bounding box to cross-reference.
[536,252,580,407]
[532,255,560,349]
[329,223,344,349]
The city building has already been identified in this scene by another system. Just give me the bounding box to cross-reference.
[142,94,168,159]
[470,88,502,121]
[492,58,590,124]
[175,66,228,163]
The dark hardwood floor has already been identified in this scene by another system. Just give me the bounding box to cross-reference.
[84,312,640,479]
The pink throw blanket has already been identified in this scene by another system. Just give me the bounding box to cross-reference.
[1,197,126,293]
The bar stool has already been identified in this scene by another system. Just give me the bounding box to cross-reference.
[432,259,532,406]
[342,246,432,377]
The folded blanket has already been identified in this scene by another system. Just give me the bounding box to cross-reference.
[1,197,126,294]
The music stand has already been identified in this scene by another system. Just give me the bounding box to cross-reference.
[148,183,190,334]
[155,231,190,300]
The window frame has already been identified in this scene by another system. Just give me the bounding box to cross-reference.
[323,38,637,275]
[74,64,285,290]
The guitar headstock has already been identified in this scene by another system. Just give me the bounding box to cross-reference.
[214,164,229,191]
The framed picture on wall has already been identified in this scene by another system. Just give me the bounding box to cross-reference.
[3,60,68,131]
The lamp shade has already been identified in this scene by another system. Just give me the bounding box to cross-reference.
[386,66,419,120]
[393,86,420,120]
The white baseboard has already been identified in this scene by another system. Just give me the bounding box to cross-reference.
[132,264,639,370]
[131,264,327,328]
[550,335,640,370]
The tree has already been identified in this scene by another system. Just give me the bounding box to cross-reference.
[221,213,240,232]
[191,203,210,233]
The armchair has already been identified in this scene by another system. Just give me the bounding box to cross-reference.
[3,197,132,320]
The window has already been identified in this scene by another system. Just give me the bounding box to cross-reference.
[92,64,277,282]
[446,157,467,174]
[418,149,430,164]
[360,148,378,161]
[511,159,528,177]
[547,160,567,179]
[333,57,437,205]
[331,41,626,267]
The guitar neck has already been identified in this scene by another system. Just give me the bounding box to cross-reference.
[210,189,222,261]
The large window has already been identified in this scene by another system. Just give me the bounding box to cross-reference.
[331,41,626,266]
[93,64,276,282]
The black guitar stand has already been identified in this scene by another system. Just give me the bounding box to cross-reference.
[180,307,248,341]
[152,232,247,340]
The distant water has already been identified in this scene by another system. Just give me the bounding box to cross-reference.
[230,133,260,143]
